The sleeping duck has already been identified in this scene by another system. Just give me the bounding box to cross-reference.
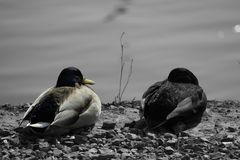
[20,67,101,136]
[142,68,207,134]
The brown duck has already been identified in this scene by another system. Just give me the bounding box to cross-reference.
[142,68,207,134]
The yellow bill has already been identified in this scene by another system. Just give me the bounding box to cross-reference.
[83,78,95,85]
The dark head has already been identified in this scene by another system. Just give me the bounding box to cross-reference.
[167,68,199,85]
[56,67,95,87]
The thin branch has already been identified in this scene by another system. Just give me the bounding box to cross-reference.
[120,59,133,99]
[118,32,125,102]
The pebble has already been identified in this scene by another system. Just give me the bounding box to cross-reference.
[93,130,107,138]
[126,133,139,140]
[164,146,174,155]
[111,138,123,146]
[3,139,10,148]
[102,121,116,130]
[52,148,63,157]
[105,130,116,138]
[221,135,235,142]
[203,154,210,160]
[146,132,156,139]
[39,141,51,151]
[164,132,177,139]
[98,148,116,160]
[0,129,11,137]
[171,152,183,158]
[222,142,233,147]
[118,106,125,112]
[227,127,236,132]
[72,135,88,144]
[88,148,98,154]
[121,153,132,159]
[166,138,178,146]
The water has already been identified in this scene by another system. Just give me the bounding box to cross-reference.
[0,0,240,104]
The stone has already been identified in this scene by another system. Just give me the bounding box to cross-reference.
[73,135,88,144]
[164,146,174,155]
[166,138,178,146]
[88,148,98,154]
[221,135,235,142]
[118,106,125,112]
[105,130,116,138]
[0,129,11,137]
[93,130,107,138]
[52,148,63,157]
[171,152,183,158]
[39,141,50,152]
[146,132,156,140]
[222,142,233,147]
[102,121,116,130]
[111,139,122,146]
[126,133,139,140]
[164,132,177,139]
[227,126,237,132]
[121,153,132,159]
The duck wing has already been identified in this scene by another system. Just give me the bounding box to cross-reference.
[151,88,207,131]
[19,87,53,126]
[24,87,75,129]
[49,86,93,128]
[142,81,163,99]
[167,88,207,120]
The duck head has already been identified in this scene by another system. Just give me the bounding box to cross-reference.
[56,67,95,87]
[167,68,199,85]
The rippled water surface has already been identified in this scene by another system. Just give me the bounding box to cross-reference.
[0,0,240,104]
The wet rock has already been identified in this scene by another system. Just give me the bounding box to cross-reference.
[0,129,11,137]
[39,141,51,152]
[203,154,210,160]
[124,121,136,128]
[121,153,132,159]
[52,148,63,157]
[146,132,156,140]
[164,146,174,155]
[126,133,139,140]
[166,138,178,146]
[102,121,116,130]
[88,148,98,154]
[164,132,177,139]
[222,142,233,148]
[3,139,10,148]
[23,149,33,156]
[111,138,123,146]
[105,130,116,138]
[93,130,107,138]
[133,141,145,149]
[97,148,116,160]
[118,105,125,112]
[221,135,235,142]
[227,126,237,132]
[171,152,183,158]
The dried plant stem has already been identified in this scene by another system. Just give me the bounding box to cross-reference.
[116,32,133,103]
[120,59,133,99]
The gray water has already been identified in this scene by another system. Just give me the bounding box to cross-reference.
[1,0,240,104]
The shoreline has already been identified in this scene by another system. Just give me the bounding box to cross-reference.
[0,100,240,159]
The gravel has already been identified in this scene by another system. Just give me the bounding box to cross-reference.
[0,100,240,159]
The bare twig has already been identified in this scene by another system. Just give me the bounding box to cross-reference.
[116,32,133,104]
[120,58,133,99]
[117,32,125,103]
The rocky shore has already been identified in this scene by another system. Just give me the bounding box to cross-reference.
[0,100,240,160]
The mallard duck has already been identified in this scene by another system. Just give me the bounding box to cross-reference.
[142,68,207,134]
[20,67,101,136]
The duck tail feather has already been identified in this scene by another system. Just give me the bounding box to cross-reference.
[28,122,50,128]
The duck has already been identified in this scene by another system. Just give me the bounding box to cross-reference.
[142,68,207,134]
[20,67,101,136]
